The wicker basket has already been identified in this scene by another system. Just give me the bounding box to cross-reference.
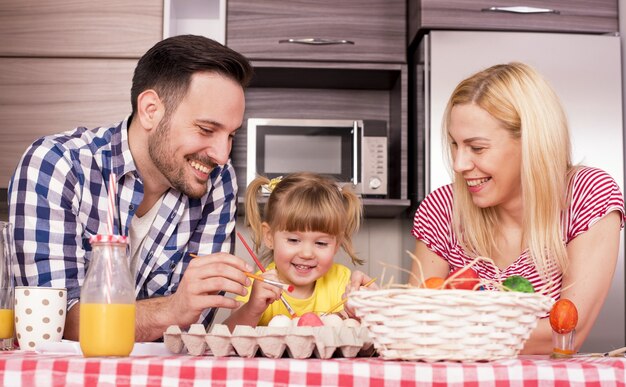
[348,287,553,362]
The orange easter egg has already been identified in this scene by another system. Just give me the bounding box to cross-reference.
[550,298,578,334]
[422,277,445,289]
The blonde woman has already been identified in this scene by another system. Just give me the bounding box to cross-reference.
[404,62,625,354]
[225,172,363,329]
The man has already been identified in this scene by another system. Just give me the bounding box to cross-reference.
[8,35,254,341]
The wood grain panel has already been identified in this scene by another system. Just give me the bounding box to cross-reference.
[227,0,405,63]
[0,0,163,58]
[409,0,618,46]
[0,57,136,187]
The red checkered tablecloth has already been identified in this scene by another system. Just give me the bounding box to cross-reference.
[0,351,624,386]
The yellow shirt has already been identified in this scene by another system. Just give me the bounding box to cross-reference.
[236,262,351,326]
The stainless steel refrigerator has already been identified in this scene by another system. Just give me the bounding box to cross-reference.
[412,30,624,352]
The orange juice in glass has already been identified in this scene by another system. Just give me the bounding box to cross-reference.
[80,235,135,357]
[80,303,135,357]
[0,309,14,339]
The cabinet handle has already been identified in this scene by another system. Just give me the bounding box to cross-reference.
[278,38,355,45]
[482,6,560,14]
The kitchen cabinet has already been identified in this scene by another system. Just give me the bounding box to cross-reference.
[226,0,409,217]
[0,0,163,188]
[408,0,618,47]
[227,0,405,63]
[0,0,162,57]
[0,58,136,186]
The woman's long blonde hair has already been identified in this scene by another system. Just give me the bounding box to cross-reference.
[443,62,573,279]
[244,172,364,265]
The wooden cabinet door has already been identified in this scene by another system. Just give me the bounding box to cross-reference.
[0,58,135,187]
[409,0,618,46]
[0,0,163,58]
[227,0,405,63]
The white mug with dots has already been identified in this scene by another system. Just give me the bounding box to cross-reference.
[14,286,67,350]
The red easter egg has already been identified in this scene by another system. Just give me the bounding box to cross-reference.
[297,312,324,327]
[445,267,480,290]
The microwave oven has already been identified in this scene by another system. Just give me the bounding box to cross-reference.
[246,118,388,196]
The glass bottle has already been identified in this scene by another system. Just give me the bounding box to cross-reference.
[0,222,15,350]
[80,234,135,357]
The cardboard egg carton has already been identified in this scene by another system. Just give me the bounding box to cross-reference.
[164,323,375,359]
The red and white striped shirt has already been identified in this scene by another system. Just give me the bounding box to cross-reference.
[412,167,625,301]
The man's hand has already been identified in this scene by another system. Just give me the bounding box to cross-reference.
[130,252,252,341]
[166,252,253,326]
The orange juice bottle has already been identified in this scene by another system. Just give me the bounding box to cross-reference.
[80,235,135,357]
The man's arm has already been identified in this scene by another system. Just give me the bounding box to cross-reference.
[64,252,253,342]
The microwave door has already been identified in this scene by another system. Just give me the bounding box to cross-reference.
[352,120,359,187]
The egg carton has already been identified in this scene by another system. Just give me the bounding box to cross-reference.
[164,323,376,359]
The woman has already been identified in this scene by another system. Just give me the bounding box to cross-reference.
[408,62,624,354]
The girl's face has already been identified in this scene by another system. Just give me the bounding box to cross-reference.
[448,103,522,211]
[262,225,339,297]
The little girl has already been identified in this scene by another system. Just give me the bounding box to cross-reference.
[224,172,363,328]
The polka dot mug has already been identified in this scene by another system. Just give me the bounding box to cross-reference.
[14,286,67,350]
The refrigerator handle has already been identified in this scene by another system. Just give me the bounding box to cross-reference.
[424,34,431,195]
[353,120,359,186]
[482,6,560,14]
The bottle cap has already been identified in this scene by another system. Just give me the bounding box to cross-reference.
[89,234,128,244]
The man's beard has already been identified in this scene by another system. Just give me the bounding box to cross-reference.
[147,117,210,199]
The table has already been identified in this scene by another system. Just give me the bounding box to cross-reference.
[0,351,625,386]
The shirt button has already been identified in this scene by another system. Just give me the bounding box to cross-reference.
[129,205,134,211]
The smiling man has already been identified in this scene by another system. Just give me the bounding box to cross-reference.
[8,35,254,342]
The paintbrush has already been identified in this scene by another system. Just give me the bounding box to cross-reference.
[244,272,295,293]
[236,231,299,318]
[189,253,294,293]
[321,277,377,316]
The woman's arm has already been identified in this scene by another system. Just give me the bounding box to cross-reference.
[521,211,622,354]
[408,240,450,286]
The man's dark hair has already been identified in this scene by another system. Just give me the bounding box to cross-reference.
[130,34,253,116]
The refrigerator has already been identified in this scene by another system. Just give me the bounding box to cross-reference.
[412,30,624,352]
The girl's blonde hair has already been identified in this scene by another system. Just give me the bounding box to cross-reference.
[244,172,364,265]
[442,62,573,279]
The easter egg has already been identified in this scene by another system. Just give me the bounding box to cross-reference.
[268,314,292,327]
[343,318,361,328]
[550,299,578,334]
[445,267,480,290]
[502,275,535,293]
[297,312,324,327]
[320,314,343,327]
[422,277,445,289]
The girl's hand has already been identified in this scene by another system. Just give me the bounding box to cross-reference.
[342,270,379,319]
[245,269,282,315]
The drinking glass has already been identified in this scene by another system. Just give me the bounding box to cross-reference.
[0,222,15,350]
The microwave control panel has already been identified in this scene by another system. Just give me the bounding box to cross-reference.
[361,136,388,196]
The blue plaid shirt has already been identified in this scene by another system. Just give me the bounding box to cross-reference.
[8,117,237,327]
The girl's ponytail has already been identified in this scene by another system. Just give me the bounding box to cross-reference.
[340,185,364,265]
[244,176,270,253]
